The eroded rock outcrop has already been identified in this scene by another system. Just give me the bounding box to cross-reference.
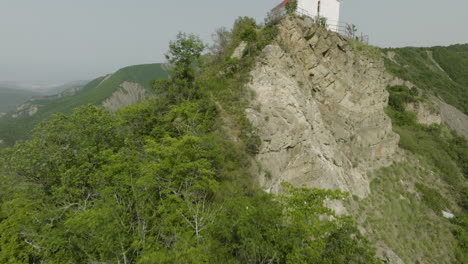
[436,97,468,140]
[102,82,146,112]
[232,41,247,59]
[405,101,442,126]
[246,17,399,197]
[12,103,39,118]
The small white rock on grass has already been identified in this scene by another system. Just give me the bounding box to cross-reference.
[442,210,455,219]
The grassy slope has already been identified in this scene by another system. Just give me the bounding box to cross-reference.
[0,88,39,112]
[383,45,468,115]
[0,64,168,146]
[346,81,468,262]
[352,162,459,264]
[343,41,468,263]
[348,108,467,263]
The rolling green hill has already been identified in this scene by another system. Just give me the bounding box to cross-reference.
[0,63,168,147]
[0,87,39,112]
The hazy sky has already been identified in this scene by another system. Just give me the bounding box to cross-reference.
[0,0,466,83]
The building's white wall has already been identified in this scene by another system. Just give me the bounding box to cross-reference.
[297,0,319,16]
[321,0,341,28]
[296,0,341,32]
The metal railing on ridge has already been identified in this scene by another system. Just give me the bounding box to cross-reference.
[272,7,370,45]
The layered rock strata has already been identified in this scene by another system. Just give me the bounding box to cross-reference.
[246,17,399,197]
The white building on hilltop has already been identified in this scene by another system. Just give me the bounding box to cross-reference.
[274,0,342,32]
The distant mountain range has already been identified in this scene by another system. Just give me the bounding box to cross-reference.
[0,81,91,112]
[0,87,40,113]
[0,63,168,147]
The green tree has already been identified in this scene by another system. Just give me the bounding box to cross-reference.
[231,17,257,41]
[209,27,232,59]
[4,105,125,202]
[166,32,205,83]
[154,32,205,103]
[285,0,298,15]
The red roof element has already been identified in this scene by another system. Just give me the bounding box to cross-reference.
[274,0,293,9]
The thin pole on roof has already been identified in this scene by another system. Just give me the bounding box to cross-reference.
[317,0,321,17]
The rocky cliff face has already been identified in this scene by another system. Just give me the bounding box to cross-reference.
[246,17,399,197]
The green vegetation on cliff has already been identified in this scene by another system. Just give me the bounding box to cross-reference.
[0,18,380,263]
[351,84,468,263]
[339,31,468,262]
[386,85,467,188]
